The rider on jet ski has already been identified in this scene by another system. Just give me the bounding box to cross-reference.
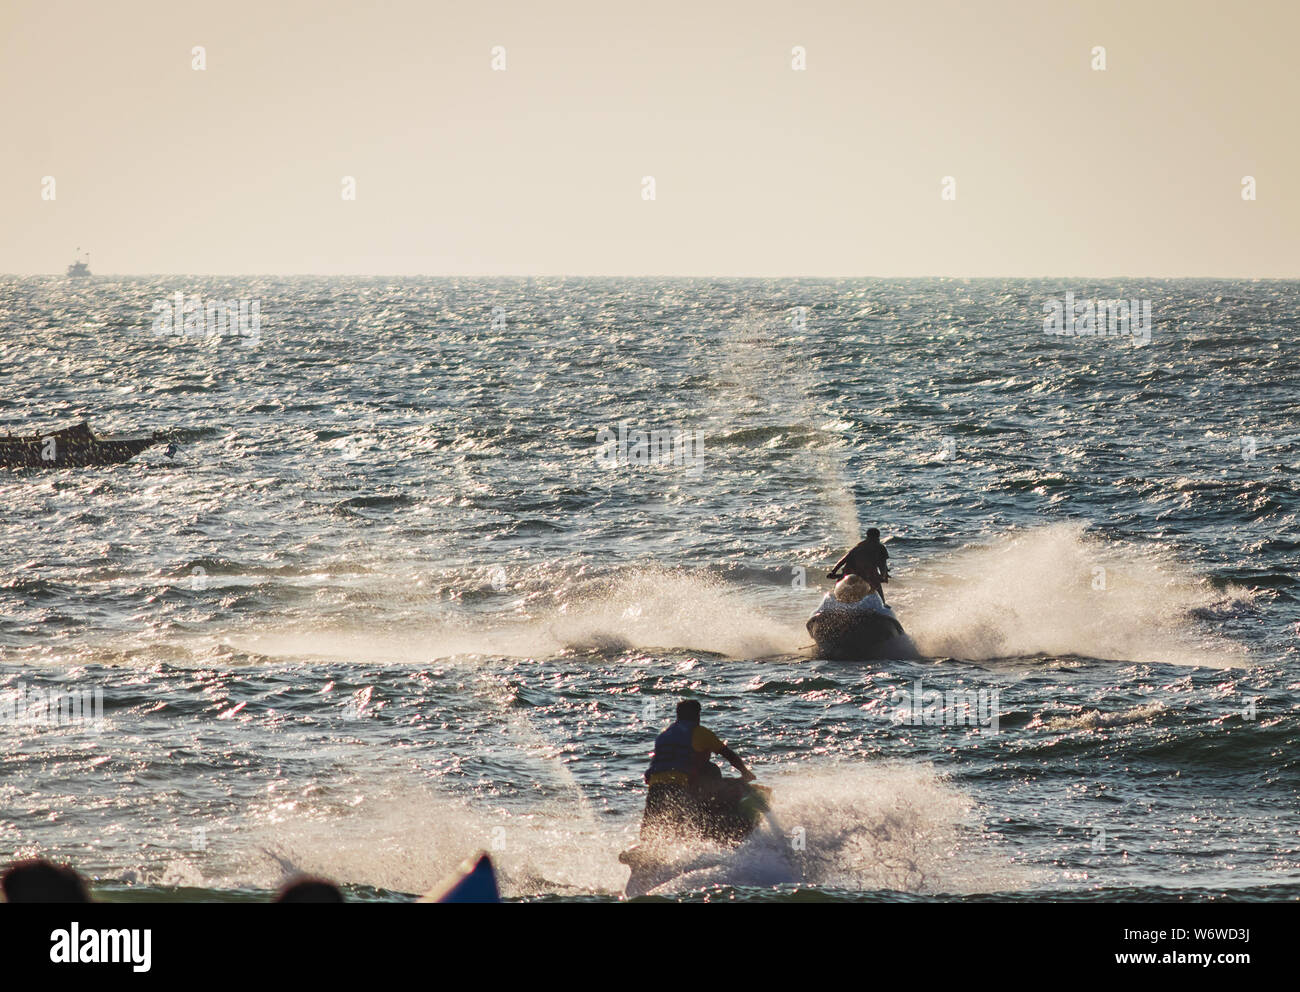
[827,527,890,604]
[641,700,754,843]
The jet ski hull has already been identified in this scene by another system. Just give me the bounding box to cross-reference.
[620,780,771,898]
[807,609,908,661]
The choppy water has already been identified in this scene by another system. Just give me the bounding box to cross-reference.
[1,276,1296,902]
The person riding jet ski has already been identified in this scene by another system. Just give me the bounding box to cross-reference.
[827,527,890,604]
[640,699,755,844]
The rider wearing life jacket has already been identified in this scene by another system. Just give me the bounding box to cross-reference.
[641,700,754,840]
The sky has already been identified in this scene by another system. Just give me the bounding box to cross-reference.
[2,0,1296,276]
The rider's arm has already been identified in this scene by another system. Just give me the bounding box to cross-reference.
[695,727,756,782]
[827,550,850,578]
[718,745,755,782]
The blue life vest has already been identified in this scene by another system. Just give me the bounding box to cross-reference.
[646,720,698,779]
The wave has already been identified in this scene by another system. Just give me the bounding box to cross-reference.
[899,523,1252,668]
[191,762,1024,899]
[1034,702,1168,732]
[232,566,808,664]
[637,764,1028,897]
[191,524,1256,671]
[24,523,1260,672]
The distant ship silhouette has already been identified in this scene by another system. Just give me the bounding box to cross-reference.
[66,248,91,278]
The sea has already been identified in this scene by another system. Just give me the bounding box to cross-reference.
[0,276,1296,902]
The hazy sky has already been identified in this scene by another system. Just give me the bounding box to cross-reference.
[3,0,1296,276]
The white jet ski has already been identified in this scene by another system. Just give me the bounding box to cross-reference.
[806,592,910,660]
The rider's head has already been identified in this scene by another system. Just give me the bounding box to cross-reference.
[866,527,880,541]
[676,699,702,723]
[834,574,872,603]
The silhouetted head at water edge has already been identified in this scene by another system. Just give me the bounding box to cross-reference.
[275,875,345,903]
[2,858,92,903]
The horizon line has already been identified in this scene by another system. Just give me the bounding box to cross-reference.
[5,272,1298,281]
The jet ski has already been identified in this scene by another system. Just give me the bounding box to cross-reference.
[619,778,772,898]
[807,593,909,660]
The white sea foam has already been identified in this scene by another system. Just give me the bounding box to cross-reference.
[232,524,1250,670]
[234,566,807,663]
[641,763,1027,896]
[898,523,1252,668]
[218,762,1024,899]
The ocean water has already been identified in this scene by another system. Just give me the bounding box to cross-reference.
[0,276,1296,902]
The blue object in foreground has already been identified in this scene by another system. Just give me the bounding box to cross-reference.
[422,853,501,904]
